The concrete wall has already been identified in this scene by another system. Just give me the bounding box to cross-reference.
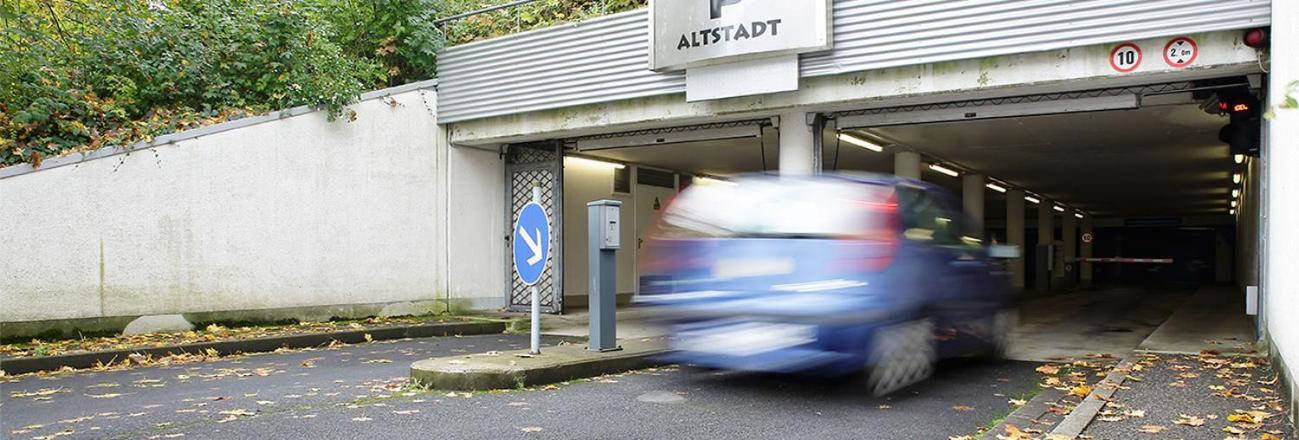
[1237,158,1261,291]
[0,82,505,337]
[560,160,638,306]
[1264,0,1299,421]
[445,141,507,311]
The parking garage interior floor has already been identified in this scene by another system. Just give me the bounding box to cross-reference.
[1008,286,1254,362]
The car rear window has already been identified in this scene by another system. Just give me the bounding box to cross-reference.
[653,178,895,239]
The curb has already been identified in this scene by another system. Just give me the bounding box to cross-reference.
[981,387,1069,440]
[410,340,668,391]
[0,320,506,375]
[1047,356,1136,439]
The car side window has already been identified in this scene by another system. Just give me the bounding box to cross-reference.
[897,187,961,246]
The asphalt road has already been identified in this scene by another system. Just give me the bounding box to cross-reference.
[3,334,1040,439]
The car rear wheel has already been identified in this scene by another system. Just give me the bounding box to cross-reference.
[865,319,935,397]
[989,308,1018,359]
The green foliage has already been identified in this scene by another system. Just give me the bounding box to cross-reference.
[319,0,449,86]
[1,0,382,167]
[0,0,645,167]
[441,0,645,46]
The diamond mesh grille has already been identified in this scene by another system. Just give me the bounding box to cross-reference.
[507,144,562,313]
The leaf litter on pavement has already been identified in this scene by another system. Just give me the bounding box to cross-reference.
[1080,352,1291,439]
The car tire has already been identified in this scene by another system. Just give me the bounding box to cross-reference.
[865,318,936,397]
[989,308,1018,360]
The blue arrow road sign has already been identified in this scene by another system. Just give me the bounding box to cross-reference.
[513,202,551,286]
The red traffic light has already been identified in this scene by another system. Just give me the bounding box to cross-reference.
[1244,28,1268,48]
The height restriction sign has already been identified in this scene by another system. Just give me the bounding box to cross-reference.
[1109,43,1142,73]
[1163,37,1198,68]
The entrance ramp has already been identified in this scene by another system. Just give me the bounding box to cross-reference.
[1006,287,1184,362]
[1136,287,1256,355]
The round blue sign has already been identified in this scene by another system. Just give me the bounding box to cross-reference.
[512,202,551,286]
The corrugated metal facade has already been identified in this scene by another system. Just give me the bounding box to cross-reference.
[438,0,1270,123]
[437,10,683,124]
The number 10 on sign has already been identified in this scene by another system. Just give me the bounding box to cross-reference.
[1109,43,1142,73]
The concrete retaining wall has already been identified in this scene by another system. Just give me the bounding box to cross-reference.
[0,81,505,338]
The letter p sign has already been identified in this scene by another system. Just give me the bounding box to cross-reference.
[710,0,743,19]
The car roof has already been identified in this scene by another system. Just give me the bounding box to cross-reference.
[725,172,946,193]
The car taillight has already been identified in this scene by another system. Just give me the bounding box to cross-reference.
[831,191,900,272]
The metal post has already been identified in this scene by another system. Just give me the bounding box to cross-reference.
[588,200,622,352]
[530,185,542,355]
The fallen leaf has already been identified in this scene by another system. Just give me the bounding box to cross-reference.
[1036,365,1061,375]
[352,417,372,422]
[1009,398,1027,406]
[1124,409,1146,418]
[364,334,373,343]
[1070,385,1092,398]
[218,409,256,417]
[87,393,122,399]
[393,409,420,415]
[11,388,66,398]
[952,405,975,412]
[520,427,543,433]
[1138,425,1166,434]
[1174,414,1205,427]
[997,424,1031,440]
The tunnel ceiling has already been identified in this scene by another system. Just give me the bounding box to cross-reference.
[579,103,1234,219]
[858,103,1235,218]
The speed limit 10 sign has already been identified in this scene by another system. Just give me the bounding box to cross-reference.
[1109,43,1142,73]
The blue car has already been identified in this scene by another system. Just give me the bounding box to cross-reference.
[636,173,1017,396]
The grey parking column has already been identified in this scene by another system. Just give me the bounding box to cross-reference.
[1081,215,1094,287]
[962,174,985,237]
[778,111,817,176]
[1036,198,1055,293]
[1007,189,1026,292]
[894,151,921,179]
[1062,210,1077,289]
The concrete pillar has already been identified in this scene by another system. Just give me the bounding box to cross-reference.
[778,111,816,176]
[1062,211,1077,289]
[894,151,921,179]
[1007,189,1026,291]
[1036,198,1054,292]
[1081,216,1093,286]
[962,174,985,237]
[1264,0,1298,360]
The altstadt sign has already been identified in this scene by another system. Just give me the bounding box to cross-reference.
[650,0,832,71]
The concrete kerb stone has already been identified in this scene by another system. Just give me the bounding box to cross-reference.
[1047,356,1137,439]
[0,320,505,376]
[123,314,195,336]
[410,338,668,391]
[980,387,1068,440]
